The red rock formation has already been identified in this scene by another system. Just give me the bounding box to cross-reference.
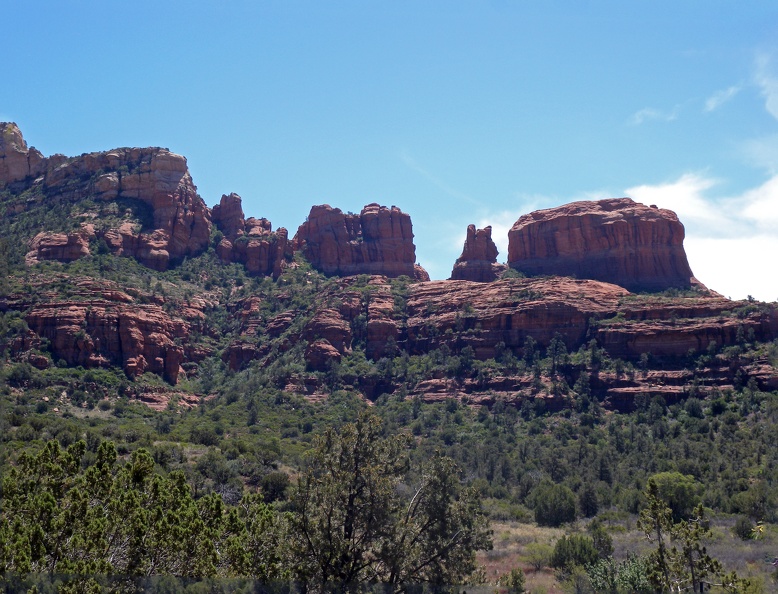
[212,193,292,277]
[401,277,773,364]
[450,224,506,282]
[25,224,96,265]
[305,339,342,371]
[507,198,695,291]
[294,203,428,279]
[0,122,46,190]
[24,300,186,383]
[405,278,629,359]
[2,275,197,383]
[2,123,212,271]
[303,308,352,354]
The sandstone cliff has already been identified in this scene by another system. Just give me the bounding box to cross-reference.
[507,198,695,291]
[0,275,203,383]
[450,224,506,282]
[294,203,429,280]
[2,123,212,271]
[0,122,46,190]
[212,193,292,278]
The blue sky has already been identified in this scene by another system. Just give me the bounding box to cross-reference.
[3,1,778,300]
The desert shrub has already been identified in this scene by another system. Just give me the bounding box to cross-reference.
[533,482,576,527]
[551,534,599,569]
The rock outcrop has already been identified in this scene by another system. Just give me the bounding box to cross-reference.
[0,122,46,190]
[212,193,292,277]
[507,198,695,291]
[2,275,193,383]
[26,224,96,265]
[2,123,212,271]
[294,203,428,280]
[450,224,506,282]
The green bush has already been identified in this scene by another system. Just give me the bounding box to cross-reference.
[551,534,599,569]
[533,482,576,527]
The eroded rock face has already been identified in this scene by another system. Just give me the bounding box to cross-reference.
[294,203,428,280]
[26,225,96,265]
[450,224,506,282]
[4,276,191,383]
[507,198,695,291]
[211,193,292,278]
[0,122,46,190]
[2,123,212,271]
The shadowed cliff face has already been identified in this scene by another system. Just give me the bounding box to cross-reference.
[507,198,696,292]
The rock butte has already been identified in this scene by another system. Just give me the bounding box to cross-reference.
[293,203,429,281]
[507,198,696,292]
[212,192,293,278]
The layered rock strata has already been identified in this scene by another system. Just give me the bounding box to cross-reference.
[294,203,428,280]
[211,193,292,277]
[450,224,506,282]
[1,276,195,383]
[507,198,695,291]
[2,122,212,271]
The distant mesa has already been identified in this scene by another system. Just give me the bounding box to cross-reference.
[450,224,506,282]
[506,198,697,292]
[293,203,429,280]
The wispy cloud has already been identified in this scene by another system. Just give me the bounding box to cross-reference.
[629,105,680,125]
[399,151,480,205]
[755,53,778,121]
[704,85,741,112]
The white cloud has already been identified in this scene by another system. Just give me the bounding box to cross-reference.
[704,85,741,112]
[626,173,732,235]
[627,173,778,302]
[629,105,680,125]
[685,236,778,302]
[755,54,778,121]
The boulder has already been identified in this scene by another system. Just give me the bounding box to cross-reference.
[507,198,695,291]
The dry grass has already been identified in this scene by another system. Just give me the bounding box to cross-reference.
[476,516,778,593]
[477,521,566,593]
